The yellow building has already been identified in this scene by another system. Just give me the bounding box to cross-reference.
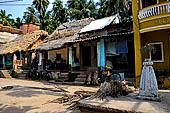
[132,0,170,85]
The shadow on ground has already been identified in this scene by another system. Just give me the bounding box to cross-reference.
[4,85,66,98]
[0,104,39,113]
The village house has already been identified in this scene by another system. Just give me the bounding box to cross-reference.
[37,15,134,84]
[36,18,94,82]
[132,0,170,86]
[0,24,23,69]
[0,24,48,74]
[76,15,134,80]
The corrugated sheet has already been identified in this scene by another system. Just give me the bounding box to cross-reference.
[79,14,120,34]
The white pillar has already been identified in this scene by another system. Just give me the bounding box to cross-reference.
[97,42,101,67]
[39,52,43,66]
[69,47,72,67]
[48,51,50,60]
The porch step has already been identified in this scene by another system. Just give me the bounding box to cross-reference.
[0,70,12,78]
[77,74,87,78]
[74,73,87,83]
[75,78,86,82]
[57,72,69,82]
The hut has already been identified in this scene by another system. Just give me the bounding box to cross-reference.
[76,15,135,80]
[0,30,48,70]
[36,18,94,73]
[37,15,134,83]
[0,24,23,69]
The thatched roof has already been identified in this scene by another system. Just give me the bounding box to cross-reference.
[36,18,94,51]
[0,31,20,44]
[0,30,48,55]
[0,24,23,34]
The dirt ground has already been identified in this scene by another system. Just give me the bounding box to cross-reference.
[1,78,170,113]
[0,78,98,113]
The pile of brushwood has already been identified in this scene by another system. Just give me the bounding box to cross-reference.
[89,80,133,100]
[45,80,133,110]
[44,90,95,110]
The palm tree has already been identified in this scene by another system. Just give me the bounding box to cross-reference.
[96,0,131,21]
[32,0,49,30]
[67,0,97,20]
[52,0,69,28]
[15,17,23,29]
[23,6,39,24]
[0,10,15,27]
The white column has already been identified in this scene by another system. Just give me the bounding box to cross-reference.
[48,51,50,60]
[97,42,101,67]
[69,47,72,67]
[39,52,42,66]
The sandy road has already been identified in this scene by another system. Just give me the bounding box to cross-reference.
[0,78,98,113]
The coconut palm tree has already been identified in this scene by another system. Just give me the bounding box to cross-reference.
[32,0,49,29]
[96,0,131,21]
[0,10,15,27]
[52,0,69,28]
[67,0,97,20]
[15,17,23,29]
[23,6,39,24]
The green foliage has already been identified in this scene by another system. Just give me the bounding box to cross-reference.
[0,0,132,34]
[23,6,39,24]
[67,0,97,20]
[0,10,15,27]
[51,0,69,27]
[96,0,132,21]
[32,0,50,30]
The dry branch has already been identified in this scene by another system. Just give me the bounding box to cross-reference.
[90,80,133,100]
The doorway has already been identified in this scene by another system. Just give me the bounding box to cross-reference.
[82,46,91,66]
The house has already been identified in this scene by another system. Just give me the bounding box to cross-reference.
[132,0,170,86]
[0,30,48,70]
[37,15,134,83]
[0,24,23,69]
[36,18,94,73]
[76,15,134,79]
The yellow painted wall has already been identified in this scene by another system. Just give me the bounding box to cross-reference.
[141,30,170,70]
[140,15,170,30]
[132,0,170,85]
[48,48,67,62]
[132,0,142,86]
[159,0,167,3]
[73,43,80,59]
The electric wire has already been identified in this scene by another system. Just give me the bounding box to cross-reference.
[0,0,23,3]
[0,4,30,6]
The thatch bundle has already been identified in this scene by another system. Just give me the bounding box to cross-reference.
[37,18,94,51]
[0,30,48,55]
[0,32,20,44]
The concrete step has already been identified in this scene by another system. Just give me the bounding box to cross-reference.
[75,78,86,82]
[77,74,87,78]
[0,70,12,78]
[58,76,69,80]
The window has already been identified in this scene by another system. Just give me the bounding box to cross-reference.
[149,42,164,62]
[141,0,158,8]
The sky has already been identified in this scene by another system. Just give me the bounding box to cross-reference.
[0,0,99,20]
